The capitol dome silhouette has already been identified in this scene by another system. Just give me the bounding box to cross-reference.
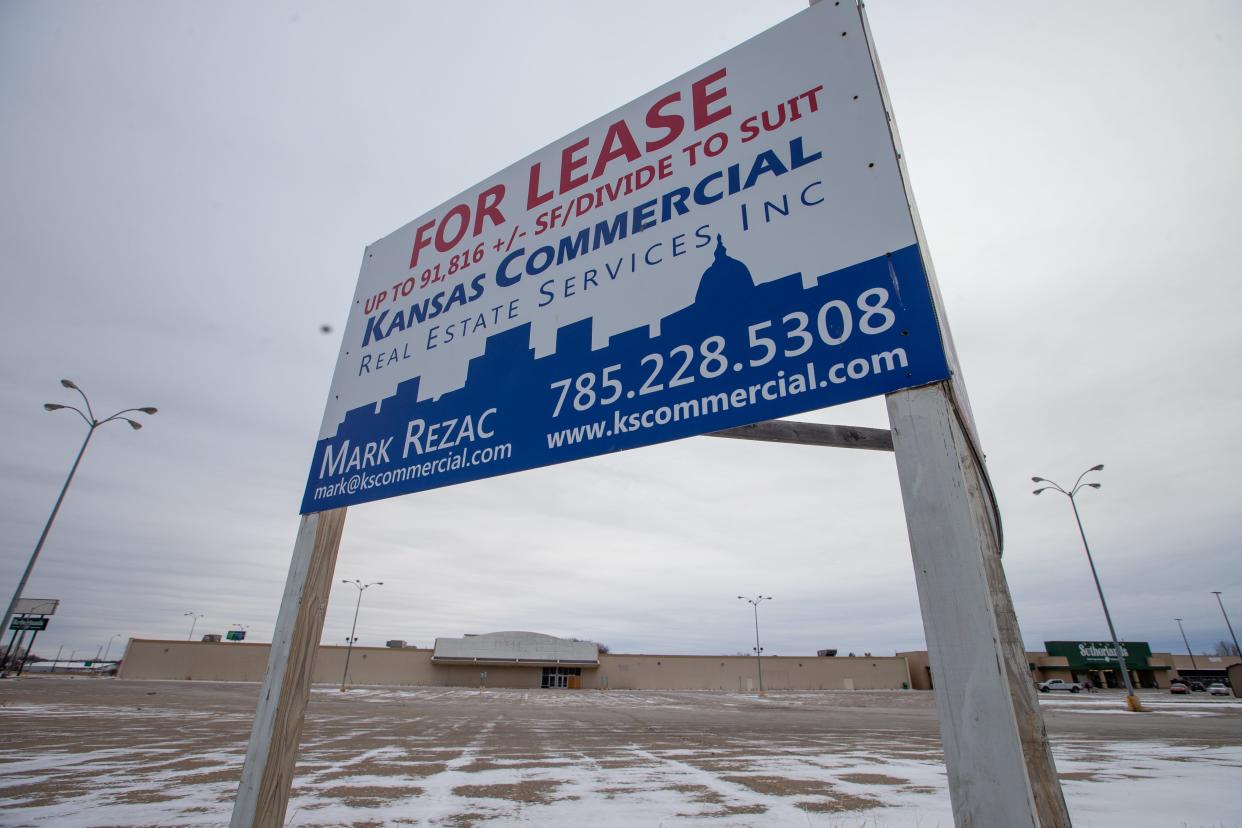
[695,234,754,304]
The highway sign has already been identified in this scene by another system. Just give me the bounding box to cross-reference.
[9,616,49,631]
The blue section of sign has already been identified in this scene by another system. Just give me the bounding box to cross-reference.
[301,242,947,513]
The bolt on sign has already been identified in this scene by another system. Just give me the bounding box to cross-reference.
[300,1,948,513]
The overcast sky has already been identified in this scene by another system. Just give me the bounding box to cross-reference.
[2,1,1239,664]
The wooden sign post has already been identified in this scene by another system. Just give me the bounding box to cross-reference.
[230,507,346,828]
[851,1,1072,821]
[889,385,1069,825]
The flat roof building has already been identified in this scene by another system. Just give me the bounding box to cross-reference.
[115,632,1239,694]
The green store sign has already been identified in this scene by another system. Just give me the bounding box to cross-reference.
[1045,641,1152,670]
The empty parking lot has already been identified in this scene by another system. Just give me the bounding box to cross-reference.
[1,677,1240,826]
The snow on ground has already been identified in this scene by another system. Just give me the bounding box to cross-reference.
[1,686,1240,827]
[1038,694,1242,718]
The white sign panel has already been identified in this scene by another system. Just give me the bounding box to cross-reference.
[15,598,59,616]
[302,2,947,512]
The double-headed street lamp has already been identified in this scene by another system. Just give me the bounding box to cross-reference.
[0,380,156,663]
[737,595,771,695]
[1033,464,1141,711]
[1211,592,1240,656]
[340,579,383,691]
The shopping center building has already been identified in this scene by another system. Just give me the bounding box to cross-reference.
[117,630,912,690]
[116,631,1239,692]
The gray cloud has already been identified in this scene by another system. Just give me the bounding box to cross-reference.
[1,1,1239,665]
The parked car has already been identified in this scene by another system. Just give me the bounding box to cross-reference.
[1208,683,1230,696]
[1189,680,1206,692]
[1170,682,1190,694]
[1038,679,1083,693]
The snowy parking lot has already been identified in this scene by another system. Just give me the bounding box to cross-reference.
[1,678,1240,827]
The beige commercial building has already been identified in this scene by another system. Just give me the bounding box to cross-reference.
[118,630,912,691]
[117,631,1238,693]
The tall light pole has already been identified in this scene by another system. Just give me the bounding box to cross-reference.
[1211,592,1240,657]
[1033,465,1141,711]
[102,634,122,662]
[340,580,382,691]
[0,380,156,658]
[737,595,771,695]
[184,612,205,641]
[1174,618,1198,670]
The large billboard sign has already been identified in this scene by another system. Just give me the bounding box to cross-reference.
[301,1,948,513]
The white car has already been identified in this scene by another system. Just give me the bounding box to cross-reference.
[1208,683,1230,696]
[1038,679,1084,693]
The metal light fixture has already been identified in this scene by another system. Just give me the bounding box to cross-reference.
[737,595,772,695]
[1032,464,1141,711]
[0,381,157,670]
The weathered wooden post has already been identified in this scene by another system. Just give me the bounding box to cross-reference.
[230,508,346,828]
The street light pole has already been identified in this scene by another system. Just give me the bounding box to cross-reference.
[1033,465,1142,711]
[102,634,121,662]
[184,612,204,641]
[1174,618,1198,670]
[737,595,771,695]
[340,579,383,691]
[0,380,156,658]
[1211,592,1241,656]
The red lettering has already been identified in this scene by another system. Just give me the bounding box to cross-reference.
[527,162,553,210]
[559,136,591,194]
[739,115,760,143]
[474,184,506,235]
[691,68,731,130]
[410,219,436,269]
[644,91,684,152]
[591,120,641,180]
[435,204,470,253]
[802,84,824,113]
[519,69,731,218]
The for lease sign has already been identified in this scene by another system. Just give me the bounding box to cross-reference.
[302,1,948,513]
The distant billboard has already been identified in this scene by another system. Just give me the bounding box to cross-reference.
[15,598,58,616]
[302,1,947,513]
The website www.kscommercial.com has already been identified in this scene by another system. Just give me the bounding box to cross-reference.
[546,348,909,449]
[311,442,513,502]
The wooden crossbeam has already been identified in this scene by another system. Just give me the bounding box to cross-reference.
[707,420,894,452]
